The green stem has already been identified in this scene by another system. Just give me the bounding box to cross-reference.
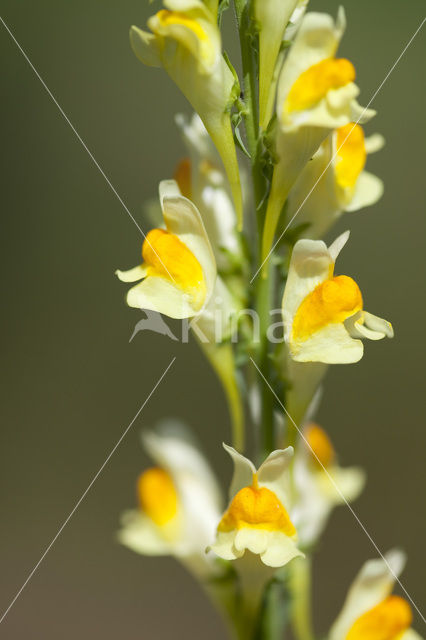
[233,0,265,220]
[256,264,274,460]
[234,0,274,460]
[289,556,314,640]
[234,0,258,161]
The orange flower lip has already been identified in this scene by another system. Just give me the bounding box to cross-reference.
[286,58,356,113]
[292,275,363,342]
[346,595,412,640]
[218,483,296,536]
[142,228,206,309]
[137,467,178,526]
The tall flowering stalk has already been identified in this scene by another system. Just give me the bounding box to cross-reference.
[115,2,422,639]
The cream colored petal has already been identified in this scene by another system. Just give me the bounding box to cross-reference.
[179,478,222,553]
[317,465,366,505]
[164,0,208,11]
[160,179,217,302]
[148,10,219,70]
[117,510,171,556]
[115,264,147,283]
[328,230,350,262]
[223,444,256,499]
[346,171,384,212]
[129,27,161,67]
[288,83,360,131]
[346,317,385,341]
[401,630,424,640]
[257,447,294,505]
[350,100,376,124]
[329,550,406,640]
[142,426,221,508]
[159,179,182,202]
[258,447,294,484]
[234,528,269,556]
[209,529,243,560]
[363,311,394,338]
[277,8,346,105]
[364,133,385,154]
[260,532,304,568]
[126,276,197,318]
[290,321,364,364]
[292,457,330,547]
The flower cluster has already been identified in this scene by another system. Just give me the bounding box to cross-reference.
[114,1,420,639]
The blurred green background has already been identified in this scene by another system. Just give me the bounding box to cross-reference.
[1,0,425,637]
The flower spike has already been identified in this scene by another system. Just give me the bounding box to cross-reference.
[209,445,303,568]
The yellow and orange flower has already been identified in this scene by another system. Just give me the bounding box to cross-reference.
[209,445,303,567]
[118,422,222,576]
[329,550,423,640]
[282,231,393,363]
[287,123,385,239]
[116,179,216,320]
[293,423,365,548]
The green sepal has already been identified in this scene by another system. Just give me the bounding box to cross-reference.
[232,109,252,158]
[223,51,241,110]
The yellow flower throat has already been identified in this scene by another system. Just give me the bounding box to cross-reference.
[137,467,178,526]
[155,10,208,42]
[346,595,412,640]
[218,475,296,535]
[335,123,367,189]
[286,58,355,113]
[292,275,363,341]
[305,423,335,468]
[142,228,206,310]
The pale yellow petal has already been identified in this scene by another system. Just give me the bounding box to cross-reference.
[223,443,256,499]
[290,321,364,364]
[346,171,384,212]
[129,26,161,67]
[126,276,197,318]
[115,264,147,283]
